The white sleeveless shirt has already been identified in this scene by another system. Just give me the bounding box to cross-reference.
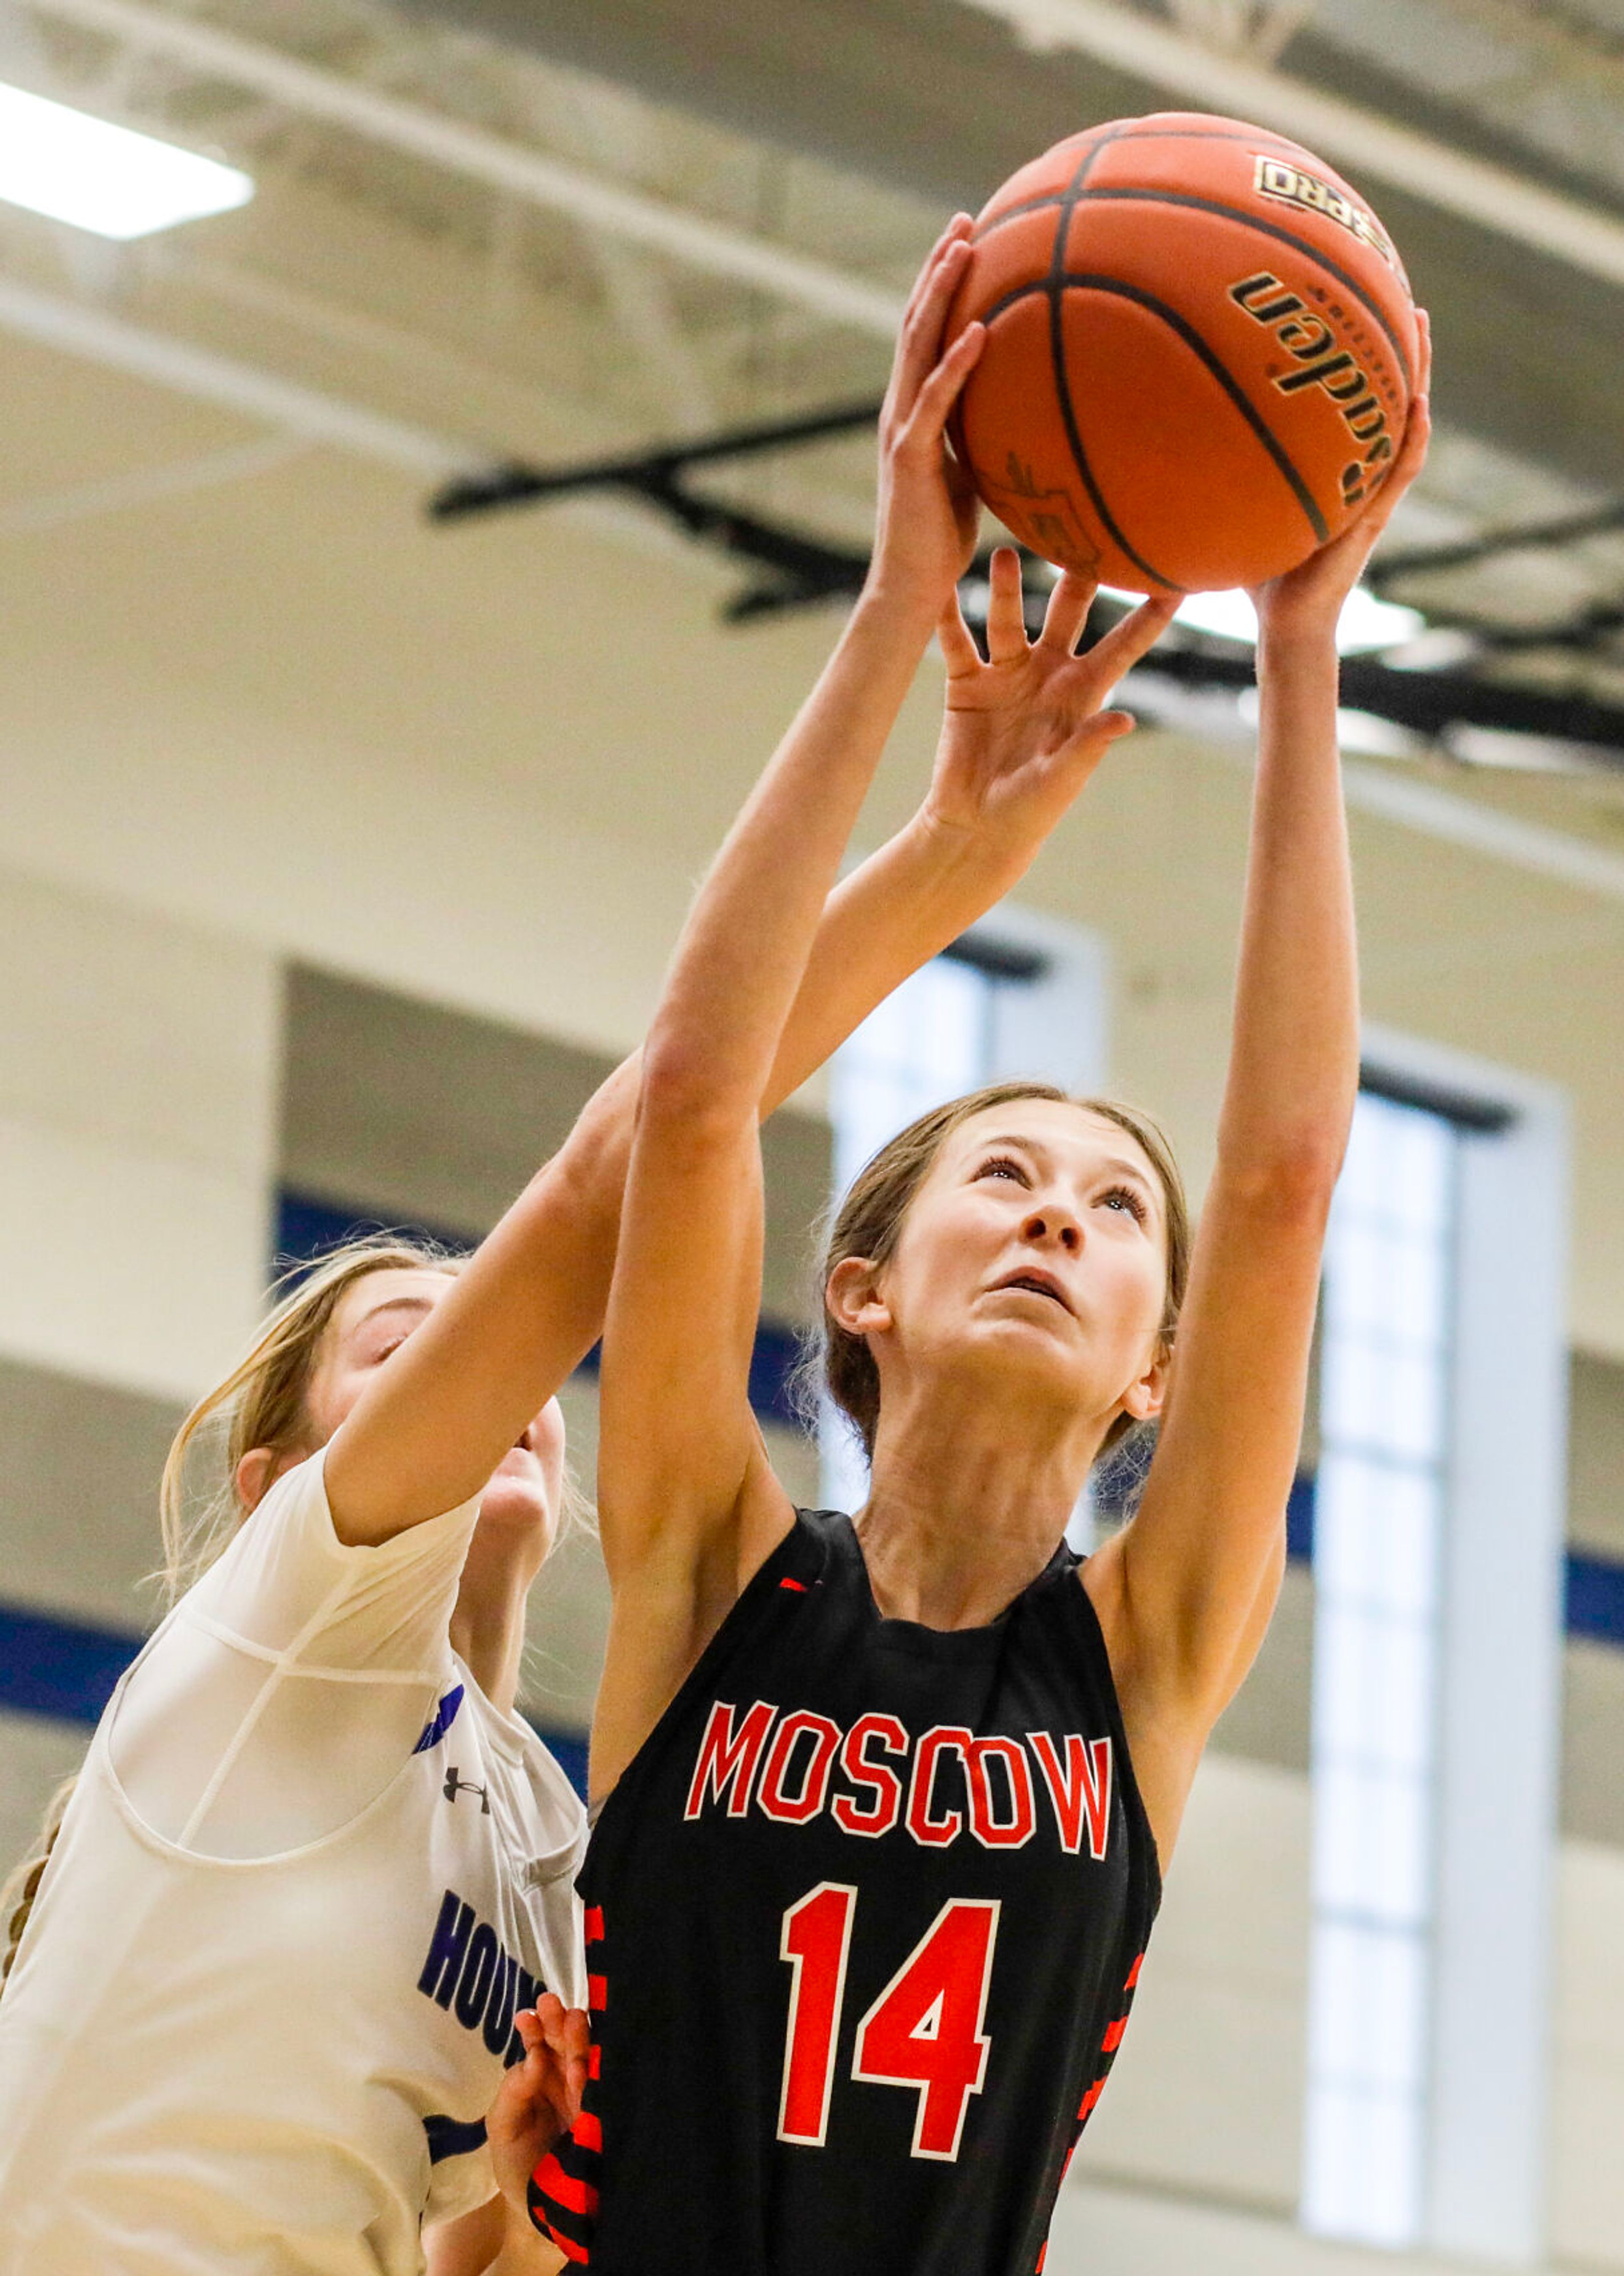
[0,1452,587,2276]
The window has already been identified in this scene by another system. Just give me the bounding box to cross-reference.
[1302,1043,1567,2261]
[1303,1091,1455,2245]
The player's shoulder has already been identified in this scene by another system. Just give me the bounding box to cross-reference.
[446,1658,587,1844]
[781,1503,870,1591]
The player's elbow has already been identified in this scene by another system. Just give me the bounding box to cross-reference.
[637,1032,757,1147]
[1212,1130,1345,1225]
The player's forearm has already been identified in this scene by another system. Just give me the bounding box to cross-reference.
[639,586,938,1127]
[765,809,1020,1105]
[1215,625,1358,1183]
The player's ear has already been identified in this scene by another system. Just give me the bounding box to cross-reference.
[235,1445,301,1513]
[826,1256,891,1340]
[1119,1339,1170,1426]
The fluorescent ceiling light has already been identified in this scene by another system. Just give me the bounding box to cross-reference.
[0,80,252,239]
[1333,588,1426,653]
[1108,583,1424,655]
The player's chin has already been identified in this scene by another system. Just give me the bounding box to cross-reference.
[475,1458,554,1543]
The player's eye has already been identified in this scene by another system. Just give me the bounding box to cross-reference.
[1099,1183,1148,1224]
[975,1154,1029,1186]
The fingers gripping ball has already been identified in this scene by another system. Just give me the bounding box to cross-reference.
[944,113,1418,593]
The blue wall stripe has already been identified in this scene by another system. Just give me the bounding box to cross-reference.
[9,1521,1624,1755]
[1566,1552,1624,1647]
[2,1197,1602,1769]
[1286,1472,1316,1564]
[0,1601,593,1800]
[0,1603,141,1725]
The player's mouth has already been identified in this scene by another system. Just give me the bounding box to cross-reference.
[991,1267,1075,1317]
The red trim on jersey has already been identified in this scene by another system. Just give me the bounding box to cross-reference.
[587,1974,608,2011]
[780,1577,808,1591]
[538,2218,590,2266]
[584,1905,604,1944]
[1103,2015,1126,2053]
[588,2044,601,2080]
[533,2153,600,2218]
[573,2109,603,2154]
[1125,1952,1144,1989]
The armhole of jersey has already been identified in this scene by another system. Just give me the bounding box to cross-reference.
[588,1508,828,1837]
[1061,1562,1165,1914]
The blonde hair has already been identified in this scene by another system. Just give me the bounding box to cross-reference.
[0,1777,74,1994]
[3,1230,593,1990]
[811,1082,1191,1467]
[158,1233,466,1604]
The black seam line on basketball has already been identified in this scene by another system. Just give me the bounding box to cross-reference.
[971,128,1321,240]
[972,186,1410,391]
[1073,188,1411,382]
[982,274,1330,552]
[1038,127,1179,591]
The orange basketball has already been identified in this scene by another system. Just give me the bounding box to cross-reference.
[945,113,1418,593]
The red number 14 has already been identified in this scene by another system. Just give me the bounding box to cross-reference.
[779,1883,999,2161]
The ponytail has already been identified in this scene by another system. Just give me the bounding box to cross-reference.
[0,1776,76,1993]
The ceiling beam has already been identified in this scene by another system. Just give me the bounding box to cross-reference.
[20,0,903,336]
[0,271,479,474]
[957,0,1624,291]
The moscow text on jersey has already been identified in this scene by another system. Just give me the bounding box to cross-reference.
[683,1699,1114,1857]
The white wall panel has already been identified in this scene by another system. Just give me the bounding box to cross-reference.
[0,1714,92,1897]
[1072,1763,1624,2273]
[1551,1839,1624,2269]
[1078,1753,1309,2213]
[0,867,278,1400]
[1053,2174,1532,2276]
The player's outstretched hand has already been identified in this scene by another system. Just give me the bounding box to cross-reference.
[1248,308,1432,645]
[866,215,986,618]
[487,1994,591,2222]
[923,548,1177,881]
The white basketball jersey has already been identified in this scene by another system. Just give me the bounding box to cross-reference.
[0,1453,586,2276]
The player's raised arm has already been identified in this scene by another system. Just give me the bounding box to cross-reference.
[587,225,987,1773]
[321,227,988,1551]
[1090,318,1433,1852]
[589,267,1180,1799]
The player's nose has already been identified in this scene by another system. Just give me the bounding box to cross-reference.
[1021,1202,1082,1254]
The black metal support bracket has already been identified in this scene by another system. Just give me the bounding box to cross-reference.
[429,404,1624,763]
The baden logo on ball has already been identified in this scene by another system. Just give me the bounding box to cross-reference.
[944,111,1418,594]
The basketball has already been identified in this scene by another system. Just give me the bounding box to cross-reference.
[945,113,1419,593]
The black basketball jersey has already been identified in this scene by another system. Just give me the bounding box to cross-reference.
[529,1508,1160,2276]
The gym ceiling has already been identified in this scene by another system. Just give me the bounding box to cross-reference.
[8,0,1624,763]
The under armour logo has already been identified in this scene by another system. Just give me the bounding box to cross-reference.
[443,1766,490,1813]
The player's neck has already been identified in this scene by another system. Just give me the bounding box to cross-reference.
[856,1397,1099,1631]
[449,1557,531,1715]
